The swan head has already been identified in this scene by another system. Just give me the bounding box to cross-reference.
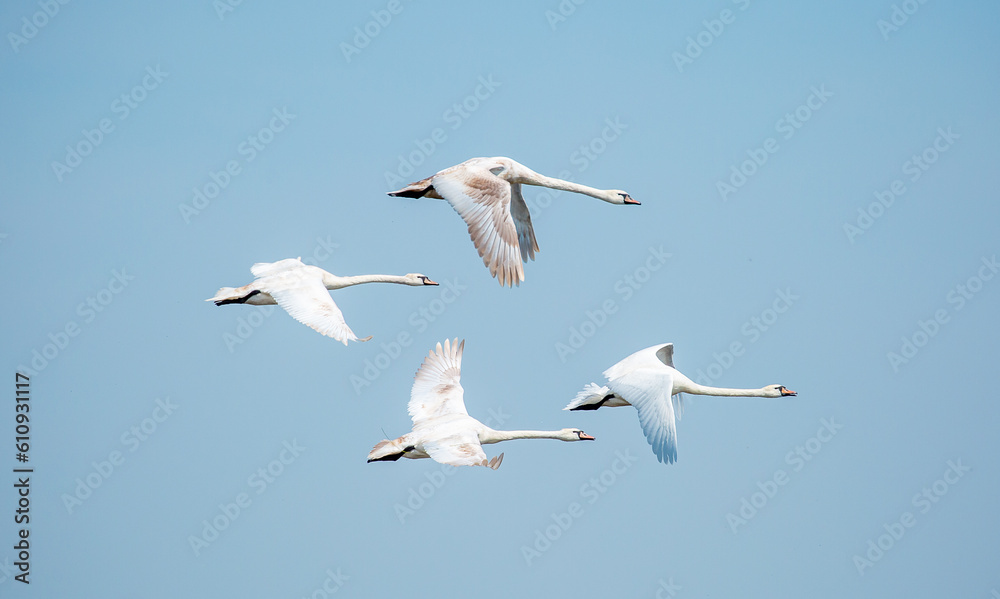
[561,428,596,442]
[763,385,797,398]
[404,273,439,286]
[607,190,640,205]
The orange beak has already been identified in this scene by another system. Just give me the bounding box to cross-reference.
[781,388,797,396]
[624,197,641,205]
[578,432,596,440]
[423,278,439,286]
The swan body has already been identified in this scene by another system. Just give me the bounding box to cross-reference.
[388,156,639,287]
[565,343,796,464]
[207,258,438,345]
[368,338,595,469]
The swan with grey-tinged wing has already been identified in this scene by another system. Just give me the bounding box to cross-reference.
[368,338,595,470]
[207,258,438,345]
[565,343,797,464]
[388,157,640,287]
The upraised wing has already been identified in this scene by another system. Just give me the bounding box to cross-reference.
[408,338,470,428]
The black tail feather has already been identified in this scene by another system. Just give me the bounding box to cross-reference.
[214,289,261,306]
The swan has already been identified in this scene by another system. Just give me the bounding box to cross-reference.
[565,343,796,464]
[388,157,640,287]
[207,258,438,345]
[368,338,595,469]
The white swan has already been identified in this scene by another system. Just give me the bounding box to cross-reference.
[368,338,595,469]
[565,343,796,464]
[207,258,438,345]
[388,157,640,287]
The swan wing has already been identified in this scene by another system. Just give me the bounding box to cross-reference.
[432,165,524,287]
[655,343,676,368]
[420,430,493,468]
[257,271,361,345]
[607,367,678,464]
[250,257,306,278]
[654,343,685,419]
[510,183,539,263]
[408,339,470,427]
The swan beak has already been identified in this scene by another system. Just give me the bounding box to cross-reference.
[577,432,596,441]
[780,387,797,396]
[623,197,641,205]
[421,277,439,286]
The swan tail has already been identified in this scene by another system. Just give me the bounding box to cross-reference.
[387,176,437,199]
[366,438,410,463]
[207,287,261,306]
[564,383,612,411]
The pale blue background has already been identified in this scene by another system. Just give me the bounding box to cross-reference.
[2,1,998,597]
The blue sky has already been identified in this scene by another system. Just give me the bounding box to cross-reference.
[2,1,999,597]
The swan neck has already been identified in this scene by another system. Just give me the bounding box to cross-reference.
[684,383,767,398]
[328,274,407,289]
[521,173,612,202]
[485,429,562,443]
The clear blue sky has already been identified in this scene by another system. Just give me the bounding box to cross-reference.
[2,1,999,597]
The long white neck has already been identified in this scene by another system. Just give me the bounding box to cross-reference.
[324,274,411,290]
[517,171,617,203]
[481,429,567,444]
[678,382,771,397]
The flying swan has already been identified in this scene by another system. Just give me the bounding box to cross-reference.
[388,157,640,286]
[368,338,595,469]
[207,258,438,345]
[565,343,796,464]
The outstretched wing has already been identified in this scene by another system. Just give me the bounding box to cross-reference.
[257,268,365,345]
[510,183,539,263]
[607,367,679,464]
[408,339,470,428]
[432,164,524,287]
